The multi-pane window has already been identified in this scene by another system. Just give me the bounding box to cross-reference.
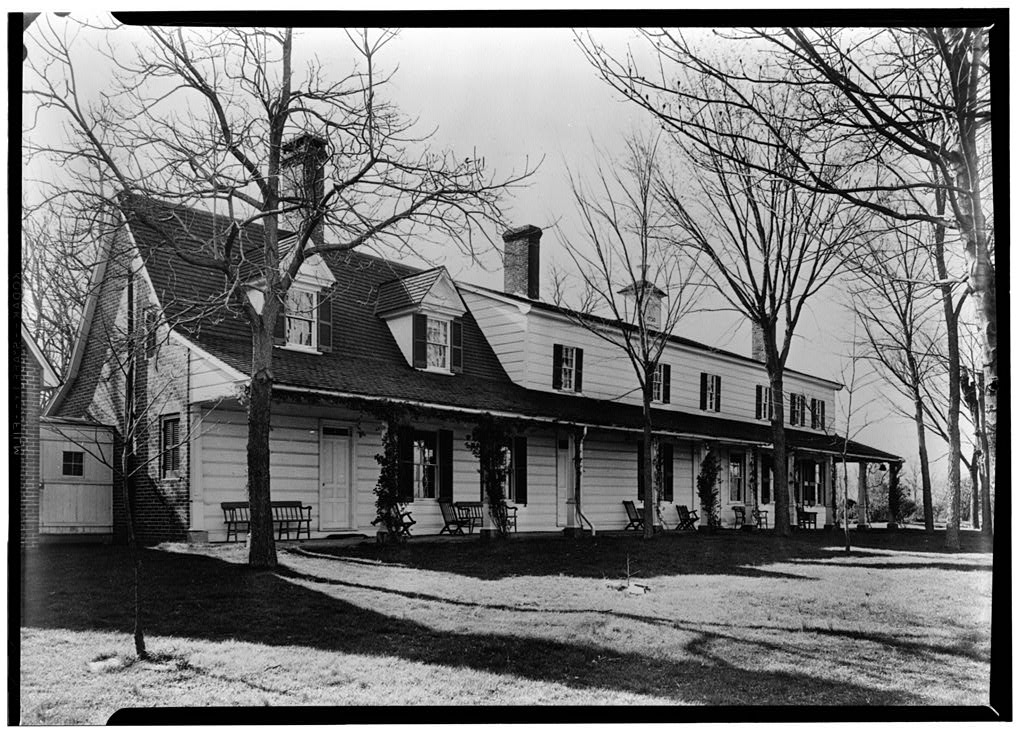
[700,373,722,412]
[62,451,84,477]
[284,288,317,348]
[790,393,807,426]
[412,433,437,499]
[728,452,745,502]
[426,317,449,369]
[755,384,775,420]
[561,346,576,390]
[652,364,671,403]
[161,416,181,479]
[760,455,774,504]
[810,398,826,430]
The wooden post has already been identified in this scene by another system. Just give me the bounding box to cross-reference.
[887,461,901,530]
[823,457,834,528]
[787,451,797,528]
[857,462,869,530]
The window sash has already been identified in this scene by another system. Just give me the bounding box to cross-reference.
[426,318,449,369]
[561,347,575,390]
[285,289,317,348]
[412,436,437,499]
[62,451,84,477]
[652,366,663,402]
[729,454,744,502]
[162,417,181,478]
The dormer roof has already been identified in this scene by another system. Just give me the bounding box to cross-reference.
[375,267,465,318]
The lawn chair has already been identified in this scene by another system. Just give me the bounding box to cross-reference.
[732,505,747,529]
[372,503,416,537]
[438,500,470,535]
[623,500,645,531]
[675,505,699,531]
[496,501,518,533]
[753,508,769,529]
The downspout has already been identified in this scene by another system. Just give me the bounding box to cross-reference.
[574,425,595,536]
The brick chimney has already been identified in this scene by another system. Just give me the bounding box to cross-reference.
[502,225,542,299]
[282,134,328,249]
[751,322,766,362]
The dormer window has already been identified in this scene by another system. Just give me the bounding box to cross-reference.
[412,313,463,373]
[426,317,449,369]
[377,267,467,374]
[273,282,334,354]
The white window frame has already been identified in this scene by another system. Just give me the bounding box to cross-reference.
[728,452,745,503]
[62,450,84,478]
[282,284,319,352]
[425,316,450,372]
[161,415,181,480]
[560,346,576,391]
[758,384,776,421]
[702,372,720,412]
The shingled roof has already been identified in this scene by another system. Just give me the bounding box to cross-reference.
[124,196,899,462]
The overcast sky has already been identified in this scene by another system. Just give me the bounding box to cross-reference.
[22,18,985,488]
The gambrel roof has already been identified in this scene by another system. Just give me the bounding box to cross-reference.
[56,195,900,463]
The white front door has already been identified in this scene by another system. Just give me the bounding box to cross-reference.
[556,436,573,527]
[320,427,351,530]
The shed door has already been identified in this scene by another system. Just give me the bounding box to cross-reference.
[40,483,113,533]
[319,427,352,530]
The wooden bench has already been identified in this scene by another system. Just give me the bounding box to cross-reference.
[221,500,312,542]
[454,501,517,533]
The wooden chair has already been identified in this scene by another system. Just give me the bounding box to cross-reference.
[455,502,484,533]
[372,503,416,537]
[674,505,699,531]
[732,505,746,529]
[439,500,470,535]
[220,501,250,542]
[754,508,769,529]
[623,500,645,531]
[497,502,518,533]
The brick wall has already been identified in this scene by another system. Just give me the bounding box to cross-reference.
[20,348,42,549]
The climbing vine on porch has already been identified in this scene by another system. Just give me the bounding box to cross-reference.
[696,444,721,533]
[465,414,515,537]
[370,401,416,544]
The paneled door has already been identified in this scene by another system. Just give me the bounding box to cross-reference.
[320,426,352,530]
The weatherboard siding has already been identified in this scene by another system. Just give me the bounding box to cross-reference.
[460,290,528,381]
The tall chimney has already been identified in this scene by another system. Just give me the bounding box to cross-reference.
[751,322,766,362]
[502,225,542,299]
[282,134,328,249]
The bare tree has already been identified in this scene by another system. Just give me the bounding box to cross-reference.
[25,19,534,567]
[552,136,697,539]
[650,81,868,536]
[577,25,993,549]
[851,225,944,532]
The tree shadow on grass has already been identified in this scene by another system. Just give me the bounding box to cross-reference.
[19,545,921,705]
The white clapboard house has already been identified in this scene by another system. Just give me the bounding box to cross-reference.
[45,138,900,543]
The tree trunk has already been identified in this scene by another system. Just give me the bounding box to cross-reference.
[977,369,992,535]
[765,351,790,536]
[642,390,655,540]
[912,396,935,532]
[969,450,980,530]
[247,325,277,568]
[934,229,962,551]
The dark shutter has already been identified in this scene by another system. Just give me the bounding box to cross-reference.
[273,306,286,346]
[552,343,563,389]
[790,393,798,425]
[700,372,708,410]
[397,426,414,502]
[756,385,763,419]
[810,398,818,428]
[412,314,427,369]
[819,400,826,430]
[662,364,671,404]
[513,435,528,505]
[714,375,722,412]
[438,429,453,501]
[662,443,674,502]
[317,288,333,353]
[800,396,807,426]
[574,348,583,392]
[450,319,463,373]
[637,441,645,501]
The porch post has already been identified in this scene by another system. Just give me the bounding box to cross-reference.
[824,457,834,528]
[744,447,755,530]
[887,460,901,530]
[187,407,207,542]
[566,432,578,531]
[857,461,869,530]
[787,451,797,528]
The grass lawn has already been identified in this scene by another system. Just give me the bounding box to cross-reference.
[18,529,992,722]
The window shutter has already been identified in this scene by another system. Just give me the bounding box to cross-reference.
[714,375,722,412]
[317,288,333,353]
[800,396,807,426]
[637,440,645,501]
[397,426,414,502]
[450,319,463,373]
[810,398,818,429]
[552,343,563,389]
[514,435,528,505]
[756,385,763,419]
[700,372,708,410]
[273,307,286,346]
[662,443,674,502]
[412,314,427,369]
[438,429,453,501]
[574,348,583,392]
[820,400,826,429]
[790,393,798,425]
[662,364,671,404]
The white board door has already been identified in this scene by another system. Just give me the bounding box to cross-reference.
[319,428,351,530]
[556,437,572,527]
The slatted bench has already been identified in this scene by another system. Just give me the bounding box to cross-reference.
[220,500,312,542]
